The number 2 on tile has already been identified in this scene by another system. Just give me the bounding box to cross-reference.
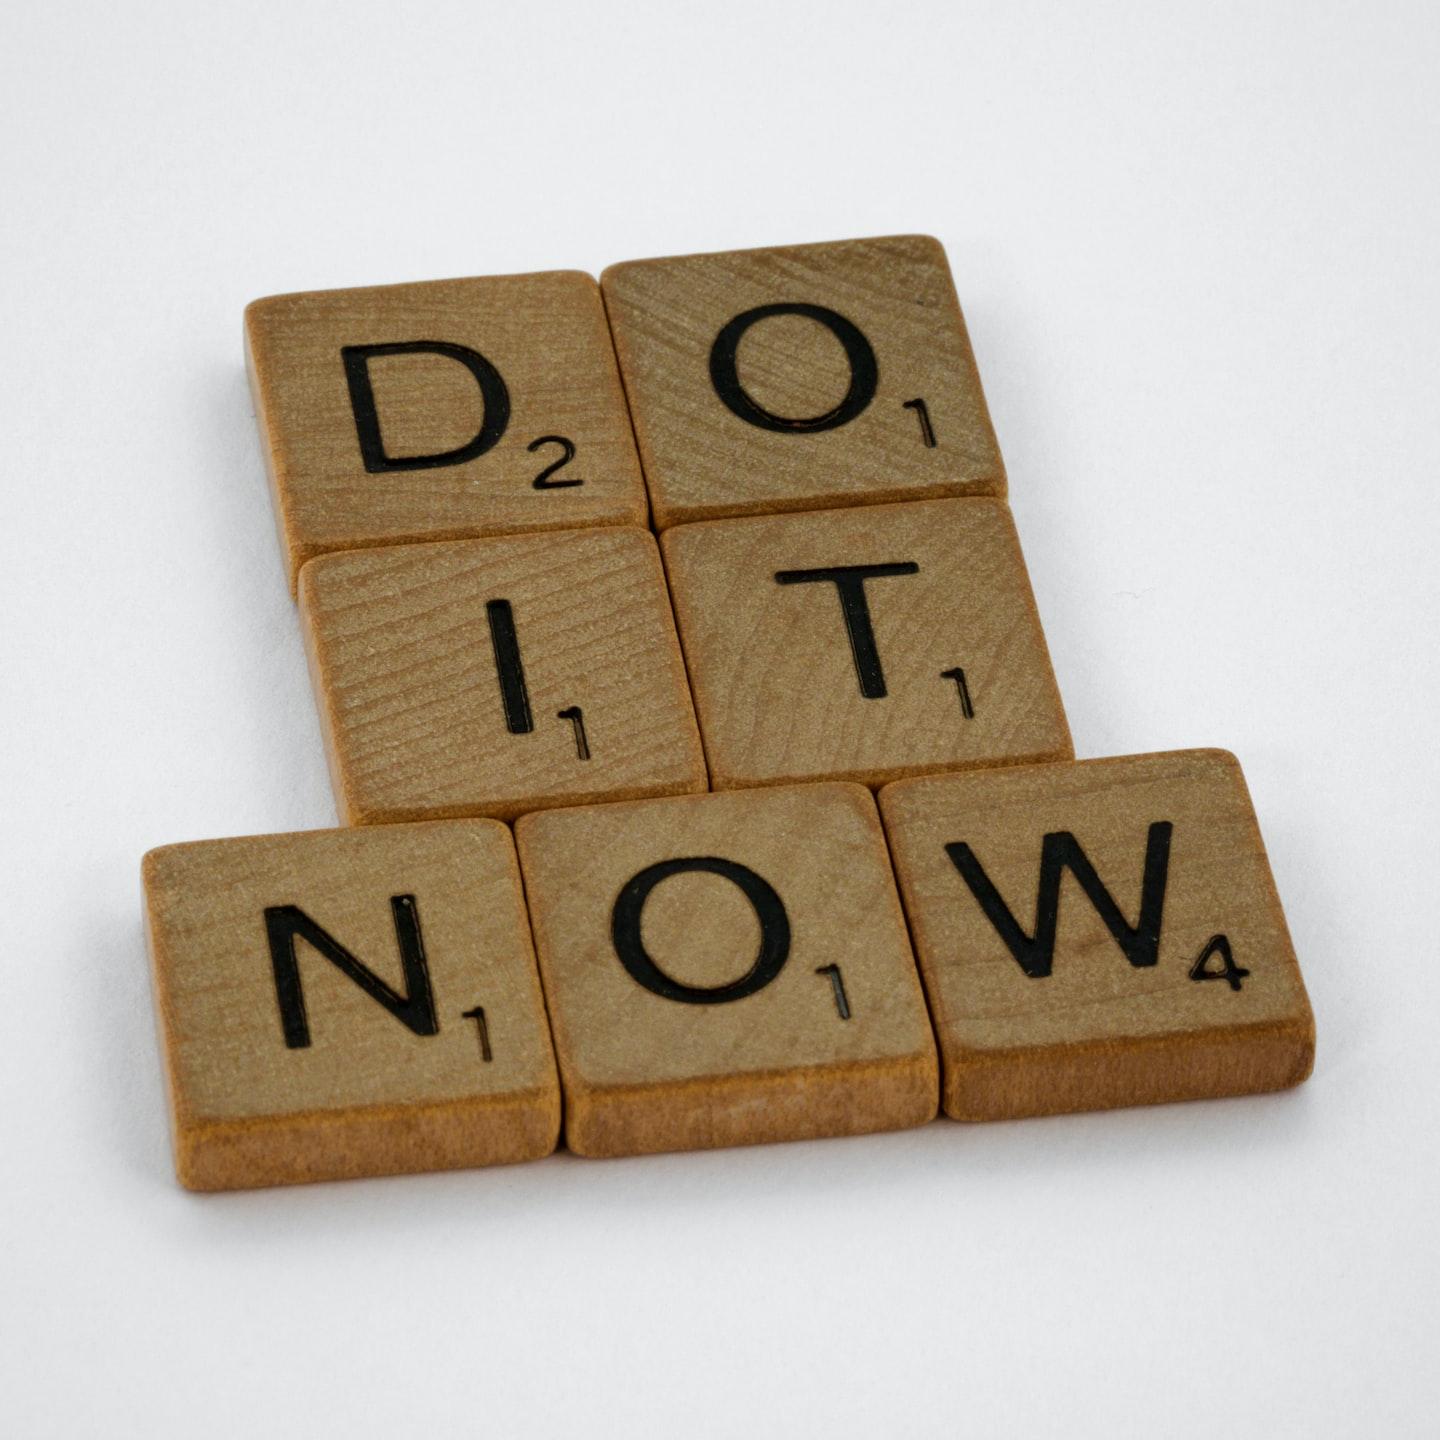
[528,434,584,489]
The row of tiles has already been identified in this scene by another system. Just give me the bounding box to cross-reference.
[143,751,1316,1192]
[247,235,1004,592]
[300,497,1069,823]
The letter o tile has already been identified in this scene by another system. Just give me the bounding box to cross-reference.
[515,783,939,1158]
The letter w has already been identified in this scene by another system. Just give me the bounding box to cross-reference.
[263,895,439,1048]
[943,823,1173,979]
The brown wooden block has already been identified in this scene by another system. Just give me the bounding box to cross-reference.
[661,497,1071,791]
[515,783,938,1158]
[142,819,560,1190]
[245,272,648,593]
[878,751,1316,1122]
[299,527,707,823]
[601,235,1004,528]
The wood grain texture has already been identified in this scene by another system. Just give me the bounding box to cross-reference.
[878,751,1315,1121]
[515,783,938,1158]
[661,497,1072,790]
[602,235,1005,528]
[245,271,648,593]
[299,527,707,823]
[142,820,560,1190]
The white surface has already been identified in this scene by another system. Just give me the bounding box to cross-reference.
[3,2,1437,1434]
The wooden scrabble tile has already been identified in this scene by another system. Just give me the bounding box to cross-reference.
[601,235,1004,528]
[661,497,1071,790]
[515,783,938,1157]
[299,527,707,824]
[142,819,560,1190]
[246,272,648,593]
[878,751,1316,1122]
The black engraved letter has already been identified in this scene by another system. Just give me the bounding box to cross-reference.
[774,563,920,698]
[263,894,439,1049]
[486,599,534,734]
[341,340,510,472]
[709,303,878,433]
[611,857,791,1004]
[944,823,1174,979]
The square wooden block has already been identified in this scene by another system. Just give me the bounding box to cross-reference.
[299,527,707,823]
[879,751,1316,1121]
[602,235,1004,528]
[246,271,648,592]
[515,784,938,1158]
[661,497,1071,790]
[142,820,560,1190]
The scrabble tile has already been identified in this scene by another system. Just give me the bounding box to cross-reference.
[245,272,648,593]
[661,497,1071,790]
[878,751,1316,1122]
[142,820,560,1190]
[515,783,939,1157]
[299,527,707,823]
[602,235,1004,528]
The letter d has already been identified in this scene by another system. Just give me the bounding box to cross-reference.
[341,340,511,473]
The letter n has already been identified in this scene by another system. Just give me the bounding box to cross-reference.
[262,894,439,1048]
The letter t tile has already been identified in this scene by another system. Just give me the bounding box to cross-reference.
[661,497,1072,789]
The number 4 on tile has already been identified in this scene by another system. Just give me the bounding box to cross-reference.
[1189,933,1249,992]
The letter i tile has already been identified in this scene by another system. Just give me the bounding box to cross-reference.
[661,497,1072,790]
[515,783,938,1158]
[299,528,707,823]
[142,820,560,1190]
[879,751,1316,1121]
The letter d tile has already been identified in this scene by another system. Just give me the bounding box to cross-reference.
[245,272,647,594]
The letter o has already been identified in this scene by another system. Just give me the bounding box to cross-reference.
[707,303,879,433]
[610,856,792,1005]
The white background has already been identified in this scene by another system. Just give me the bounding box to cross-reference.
[3,2,1437,1435]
